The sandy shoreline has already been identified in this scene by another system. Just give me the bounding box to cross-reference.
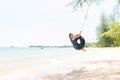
[40,48,120,80]
[41,60,120,80]
[0,48,120,80]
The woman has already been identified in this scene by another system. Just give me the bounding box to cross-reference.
[69,33,86,51]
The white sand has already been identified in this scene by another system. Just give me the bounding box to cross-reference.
[0,48,120,80]
[40,48,120,80]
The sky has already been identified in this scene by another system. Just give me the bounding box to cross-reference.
[0,0,117,47]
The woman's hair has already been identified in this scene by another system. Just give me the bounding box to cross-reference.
[69,33,73,38]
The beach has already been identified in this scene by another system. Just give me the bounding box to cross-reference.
[40,48,120,80]
[0,47,120,80]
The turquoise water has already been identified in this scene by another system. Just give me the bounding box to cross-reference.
[0,47,78,80]
[0,47,74,59]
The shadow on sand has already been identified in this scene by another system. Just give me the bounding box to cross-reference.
[42,67,87,80]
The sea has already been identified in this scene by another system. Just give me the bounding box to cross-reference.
[0,47,81,80]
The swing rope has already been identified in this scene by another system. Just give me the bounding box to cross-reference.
[80,3,91,34]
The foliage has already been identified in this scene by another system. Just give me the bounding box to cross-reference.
[96,13,112,47]
[96,14,120,47]
[101,22,120,47]
[97,36,114,47]
[66,0,103,11]
[85,42,97,47]
[97,13,109,37]
[96,1,120,47]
